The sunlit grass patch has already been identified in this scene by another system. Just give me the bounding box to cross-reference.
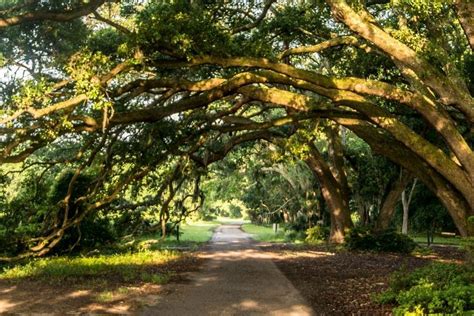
[0,250,180,282]
[132,221,219,251]
[140,271,173,284]
[176,222,218,242]
[241,224,285,242]
[96,290,115,303]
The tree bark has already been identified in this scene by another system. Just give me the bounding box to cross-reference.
[0,0,107,29]
[454,0,474,50]
[325,0,474,121]
[375,170,413,231]
[335,117,473,237]
[401,178,417,235]
[305,136,353,243]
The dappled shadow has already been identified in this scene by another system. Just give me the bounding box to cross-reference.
[2,225,460,315]
[0,254,201,315]
[259,243,465,314]
[140,224,315,316]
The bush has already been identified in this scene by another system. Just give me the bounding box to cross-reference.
[345,227,417,253]
[284,229,306,242]
[305,226,329,243]
[228,204,242,219]
[55,215,117,253]
[375,263,474,314]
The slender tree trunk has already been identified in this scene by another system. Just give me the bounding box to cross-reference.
[401,178,417,235]
[339,119,473,236]
[375,170,413,231]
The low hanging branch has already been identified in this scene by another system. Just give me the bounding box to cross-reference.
[0,0,109,29]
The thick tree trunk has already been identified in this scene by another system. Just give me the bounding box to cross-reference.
[305,131,353,243]
[454,0,474,50]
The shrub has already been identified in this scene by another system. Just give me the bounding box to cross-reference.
[228,204,242,219]
[305,226,329,243]
[284,229,305,242]
[375,263,474,314]
[345,227,417,253]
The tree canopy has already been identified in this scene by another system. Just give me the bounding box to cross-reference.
[0,0,473,259]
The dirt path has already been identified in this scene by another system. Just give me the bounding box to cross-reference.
[140,224,314,316]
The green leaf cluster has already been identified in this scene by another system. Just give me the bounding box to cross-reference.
[375,262,474,314]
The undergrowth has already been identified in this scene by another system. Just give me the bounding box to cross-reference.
[0,250,180,282]
[375,262,473,314]
[345,227,417,253]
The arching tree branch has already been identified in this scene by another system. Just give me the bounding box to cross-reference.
[0,0,108,29]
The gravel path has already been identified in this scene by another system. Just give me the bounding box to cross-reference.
[140,224,314,316]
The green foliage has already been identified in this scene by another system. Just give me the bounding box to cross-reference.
[140,271,173,284]
[87,27,128,57]
[196,208,217,222]
[409,234,462,246]
[461,216,474,264]
[305,226,330,243]
[228,204,242,219]
[1,0,471,263]
[345,227,417,253]
[0,250,179,282]
[136,1,234,59]
[284,229,306,242]
[407,183,457,234]
[66,50,112,108]
[375,263,474,314]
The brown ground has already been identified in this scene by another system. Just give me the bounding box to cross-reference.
[0,254,203,315]
[260,244,467,315]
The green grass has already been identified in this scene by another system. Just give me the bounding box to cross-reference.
[241,223,285,242]
[149,221,218,249]
[96,291,115,302]
[175,221,219,242]
[410,234,462,246]
[0,250,180,281]
[117,221,219,252]
[0,221,219,282]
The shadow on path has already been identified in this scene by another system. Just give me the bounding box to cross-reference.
[140,224,314,316]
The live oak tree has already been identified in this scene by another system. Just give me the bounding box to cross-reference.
[0,0,472,258]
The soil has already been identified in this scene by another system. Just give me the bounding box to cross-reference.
[260,243,467,315]
[0,254,203,315]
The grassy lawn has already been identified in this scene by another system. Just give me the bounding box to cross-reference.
[410,234,463,246]
[132,221,219,251]
[0,221,219,283]
[0,221,220,312]
[0,250,179,282]
[241,223,285,242]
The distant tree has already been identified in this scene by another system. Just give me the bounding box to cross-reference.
[0,0,472,258]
